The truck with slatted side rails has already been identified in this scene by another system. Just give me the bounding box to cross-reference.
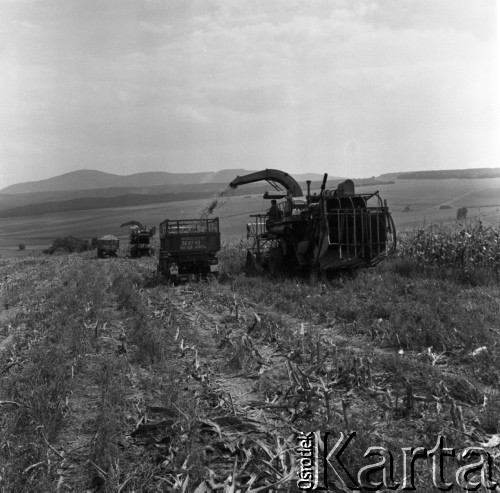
[158,218,221,284]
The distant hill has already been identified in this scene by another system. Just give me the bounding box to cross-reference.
[380,168,500,180]
[0,168,374,218]
[1,169,328,195]
[0,182,233,211]
[0,184,276,218]
[0,191,217,218]
[0,168,331,217]
[0,169,258,194]
[353,178,395,187]
[5,166,497,197]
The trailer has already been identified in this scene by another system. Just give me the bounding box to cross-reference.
[97,235,119,258]
[158,218,221,284]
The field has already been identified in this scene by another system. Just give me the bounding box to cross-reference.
[1,177,500,258]
[375,177,500,229]
[1,217,500,490]
[1,176,500,490]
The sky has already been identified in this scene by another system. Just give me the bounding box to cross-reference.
[0,0,499,189]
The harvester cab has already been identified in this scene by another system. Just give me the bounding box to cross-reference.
[229,169,396,278]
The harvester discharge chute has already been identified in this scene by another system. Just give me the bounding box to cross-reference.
[120,220,145,230]
[229,169,396,278]
[230,169,304,198]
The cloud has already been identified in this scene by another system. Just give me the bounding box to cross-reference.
[175,105,210,124]
[0,0,497,187]
[366,0,497,41]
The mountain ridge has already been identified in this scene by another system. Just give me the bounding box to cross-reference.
[379,167,500,180]
[1,169,330,194]
[6,166,499,195]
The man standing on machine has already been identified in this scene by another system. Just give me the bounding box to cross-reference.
[266,199,282,230]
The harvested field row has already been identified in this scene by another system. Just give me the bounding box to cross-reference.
[1,251,500,490]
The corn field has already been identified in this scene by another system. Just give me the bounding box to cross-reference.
[397,220,500,281]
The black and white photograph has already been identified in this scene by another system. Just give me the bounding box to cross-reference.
[0,0,499,491]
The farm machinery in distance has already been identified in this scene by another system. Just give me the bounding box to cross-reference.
[229,169,396,278]
[120,221,156,258]
[96,235,119,258]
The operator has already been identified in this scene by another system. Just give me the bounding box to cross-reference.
[266,199,282,230]
[268,200,282,221]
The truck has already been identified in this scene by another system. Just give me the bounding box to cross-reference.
[158,218,221,284]
[96,235,119,258]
